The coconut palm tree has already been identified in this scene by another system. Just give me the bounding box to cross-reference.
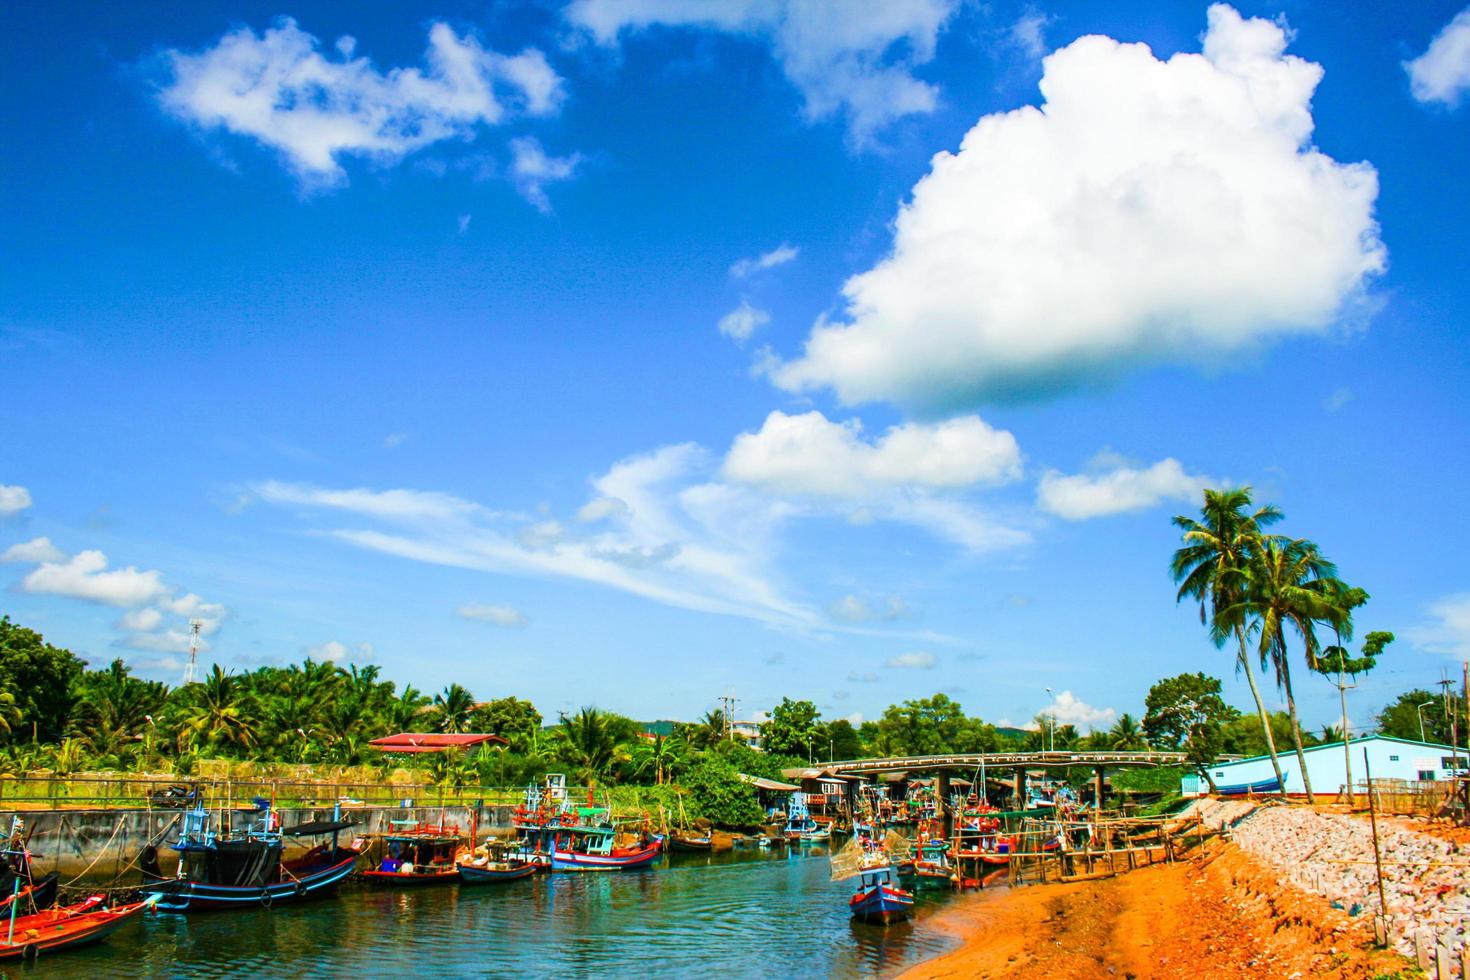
[1108,714,1149,751]
[688,709,728,749]
[1172,487,1287,796]
[0,692,23,737]
[433,684,477,734]
[173,665,257,753]
[557,707,629,784]
[1225,536,1338,801]
[632,733,687,785]
[387,685,431,733]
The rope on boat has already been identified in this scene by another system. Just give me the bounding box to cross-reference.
[60,816,127,887]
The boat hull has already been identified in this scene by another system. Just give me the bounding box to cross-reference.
[142,853,357,912]
[0,899,152,960]
[360,868,459,886]
[849,883,914,925]
[549,842,662,872]
[456,863,536,884]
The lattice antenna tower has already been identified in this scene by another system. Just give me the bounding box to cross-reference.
[183,619,203,685]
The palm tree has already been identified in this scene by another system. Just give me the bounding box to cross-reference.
[557,707,629,784]
[174,665,257,753]
[1108,714,1149,751]
[433,684,476,734]
[632,733,686,785]
[689,709,728,749]
[387,685,431,733]
[1225,536,1339,801]
[1172,487,1287,796]
[0,692,22,737]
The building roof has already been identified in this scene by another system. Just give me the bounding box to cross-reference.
[739,773,800,792]
[1210,733,1460,769]
[368,732,508,754]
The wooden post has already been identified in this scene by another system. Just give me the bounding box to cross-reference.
[1094,767,1105,811]
[1365,748,1390,946]
[937,771,952,842]
[1014,768,1027,810]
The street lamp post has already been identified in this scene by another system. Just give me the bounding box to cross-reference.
[1418,700,1436,742]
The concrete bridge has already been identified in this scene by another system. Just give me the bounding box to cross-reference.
[792,750,1188,814]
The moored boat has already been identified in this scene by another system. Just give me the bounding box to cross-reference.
[362,821,466,886]
[456,860,536,884]
[0,894,159,960]
[142,801,359,912]
[782,794,833,843]
[848,867,914,925]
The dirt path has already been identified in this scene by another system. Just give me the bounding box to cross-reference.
[902,846,1413,979]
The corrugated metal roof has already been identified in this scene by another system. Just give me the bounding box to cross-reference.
[368,732,508,753]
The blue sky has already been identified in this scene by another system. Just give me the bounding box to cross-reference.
[3,0,1470,735]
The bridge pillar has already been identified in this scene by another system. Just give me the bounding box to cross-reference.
[1014,767,1027,810]
[1094,767,1106,811]
[937,771,952,842]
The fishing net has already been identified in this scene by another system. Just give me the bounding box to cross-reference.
[830,831,915,881]
[829,839,865,881]
[884,831,913,864]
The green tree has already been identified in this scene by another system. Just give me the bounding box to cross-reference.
[681,754,762,827]
[170,665,257,754]
[1107,713,1149,750]
[472,697,542,750]
[0,616,86,742]
[1225,536,1338,799]
[1377,689,1463,744]
[631,733,687,785]
[433,683,477,734]
[1142,673,1236,790]
[689,708,729,749]
[760,698,822,759]
[70,658,167,763]
[871,694,969,756]
[825,719,863,760]
[1172,488,1288,796]
[555,707,633,784]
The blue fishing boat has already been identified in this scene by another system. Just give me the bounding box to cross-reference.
[142,800,359,912]
[1217,773,1287,796]
[456,861,536,884]
[848,867,914,925]
[782,794,832,843]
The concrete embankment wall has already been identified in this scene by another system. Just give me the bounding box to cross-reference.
[2,804,517,884]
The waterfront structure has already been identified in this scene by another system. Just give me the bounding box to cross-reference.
[367,732,508,754]
[1181,735,1467,799]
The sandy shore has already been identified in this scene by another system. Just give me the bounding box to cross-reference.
[901,845,1413,979]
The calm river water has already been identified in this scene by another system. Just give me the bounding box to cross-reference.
[19,847,961,978]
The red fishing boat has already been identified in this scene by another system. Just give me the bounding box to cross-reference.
[0,894,157,960]
[361,822,466,885]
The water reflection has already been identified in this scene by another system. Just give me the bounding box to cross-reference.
[20,848,959,978]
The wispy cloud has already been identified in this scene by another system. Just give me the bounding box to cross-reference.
[0,485,32,516]
[730,243,798,278]
[509,136,582,213]
[884,650,936,669]
[458,602,528,627]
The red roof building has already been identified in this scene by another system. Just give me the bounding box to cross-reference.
[368,732,508,754]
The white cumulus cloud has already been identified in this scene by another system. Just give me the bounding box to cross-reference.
[116,608,164,632]
[564,0,961,142]
[1405,7,1470,107]
[730,243,799,278]
[1037,455,1214,520]
[20,551,170,607]
[158,18,564,187]
[724,410,1021,497]
[0,485,32,516]
[884,650,936,669]
[718,301,771,344]
[577,496,630,523]
[1042,690,1117,729]
[830,594,908,623]
[0,537,65,563]
[771,4,1384,409]
[306,640,376,663]
[458,603,529,627]
[509,136,582,213]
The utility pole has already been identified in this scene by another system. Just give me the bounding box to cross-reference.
[182,619,203,686]
[1440,675,1458,753]
[1334,666,1356,806]
[717,693,739,742]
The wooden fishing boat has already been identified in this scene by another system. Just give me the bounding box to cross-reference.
[456,861,536,884]
[1217,773,1286,796]
[362,821,466,886]
[848,867,914,925]
[782,794,833,843]
[549,825,662,871]
[0,894,158,960]
[669,833,713,851]
[0,872,58,916]
[142,802,359,912]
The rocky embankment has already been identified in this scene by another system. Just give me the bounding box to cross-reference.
[1187,798,1470,964]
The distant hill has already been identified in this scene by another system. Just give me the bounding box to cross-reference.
[995,727,1031,744]
[639,720,679,737]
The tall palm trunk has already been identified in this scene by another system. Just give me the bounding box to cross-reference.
[1276,650,1314,801]
[1237,626,1286,796]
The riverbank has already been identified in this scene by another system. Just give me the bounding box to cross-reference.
[901,843,1411,979]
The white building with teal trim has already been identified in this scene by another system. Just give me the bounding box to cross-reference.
[1181,735,1468,798]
